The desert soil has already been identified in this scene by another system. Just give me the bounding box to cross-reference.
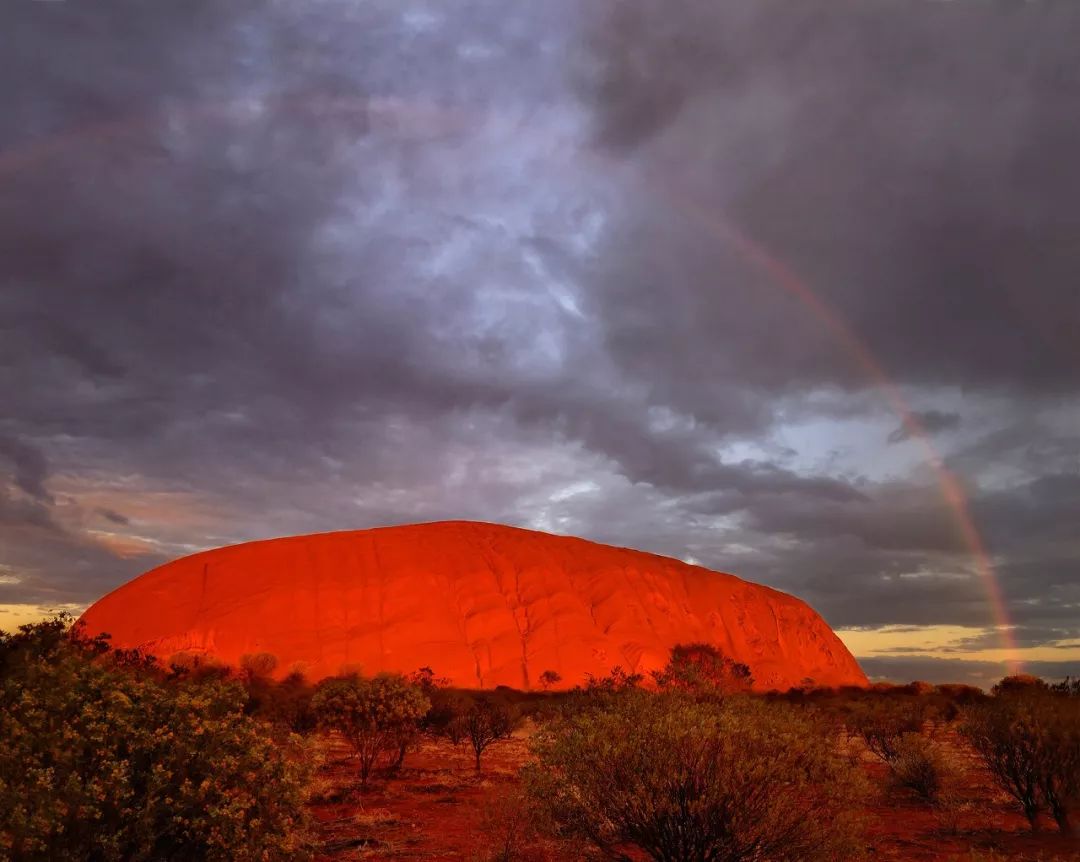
[309,725,1080,861]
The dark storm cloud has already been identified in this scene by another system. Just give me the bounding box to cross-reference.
[888,411,960,444]
[98,509,130,526]
[0,436,52,503]
[581,0,1080,396]
[1,0,1078,678]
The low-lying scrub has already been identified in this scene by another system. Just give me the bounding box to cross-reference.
[963,676,1080,834]
[524,689,867,862]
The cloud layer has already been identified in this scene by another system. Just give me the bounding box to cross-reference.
[2,0,1078,682]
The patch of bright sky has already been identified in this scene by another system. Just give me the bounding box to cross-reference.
[837,624,1080,663]
[0,604,87,631]
[720,386,1042,485]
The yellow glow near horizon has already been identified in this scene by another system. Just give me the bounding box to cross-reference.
[0,603,87,631]
[3,605,1077,668]
[836,625,1080,664]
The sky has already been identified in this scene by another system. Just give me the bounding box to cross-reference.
[2,0,1078,688]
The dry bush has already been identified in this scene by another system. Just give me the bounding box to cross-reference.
[847,695,930,762]
[473,791,559,862]
[240,651,279,680]
[847,696,963,806]
[963,679,1080,834]
[525,691,866,862]
[887,732,953,803]
[450,698,520,773]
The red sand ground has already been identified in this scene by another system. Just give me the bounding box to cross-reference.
[79,521,866,691]
[309,726,1080,861]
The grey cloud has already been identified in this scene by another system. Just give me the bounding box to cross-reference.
[1,0,1078,682]
[582,0,1080,397]
[0,436,52,503]
[888,411,960,444]
[859,656,1080,690]
[98,509,130,526]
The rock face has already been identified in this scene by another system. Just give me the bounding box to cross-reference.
[80,521,867,691]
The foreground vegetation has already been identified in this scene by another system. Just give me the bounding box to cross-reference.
[0,617,311,861]
[2,618,1078,860]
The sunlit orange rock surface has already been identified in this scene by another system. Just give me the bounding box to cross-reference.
[80,521,866,690]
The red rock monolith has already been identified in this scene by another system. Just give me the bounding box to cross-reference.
[80,521,867,690]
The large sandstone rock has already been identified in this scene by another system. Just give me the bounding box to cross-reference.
[79,521,866,690]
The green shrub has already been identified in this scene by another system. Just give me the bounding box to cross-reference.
[311,673,429,788]
[651,642,753,698]
[525,691,865,861]
[0,617,310,861]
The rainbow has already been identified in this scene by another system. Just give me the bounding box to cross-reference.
[651,186,1020,669]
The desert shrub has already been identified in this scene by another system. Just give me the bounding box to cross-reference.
[538,669,562,690]
[446,696,520,773]
[248,669,317,734]
[992,674,1049,696]
[525,691,865,862]
[409,666,451,698]
[936,683,987,704]
[1051,676,1080,697]
[423,688,475,740]
[651,642,753,698]
[846,695,956,804]
[474,790,557,862]
[557,665,645,717]
[847,695,929,762]
[582,665,643,693]
[165,650,232,682]
[888,732,951,803]
[0,617,311,861]
[962,679,1080,833]
[312,673,429,788]
[239,651,279,681]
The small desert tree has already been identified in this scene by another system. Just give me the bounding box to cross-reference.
[312,673,429,788]
[651,642,753,698]
[1036,694,1080,835]
[525,691,865,861]
[963,679,1080,834]
[539,669,562,690]
[446,697,519,773]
